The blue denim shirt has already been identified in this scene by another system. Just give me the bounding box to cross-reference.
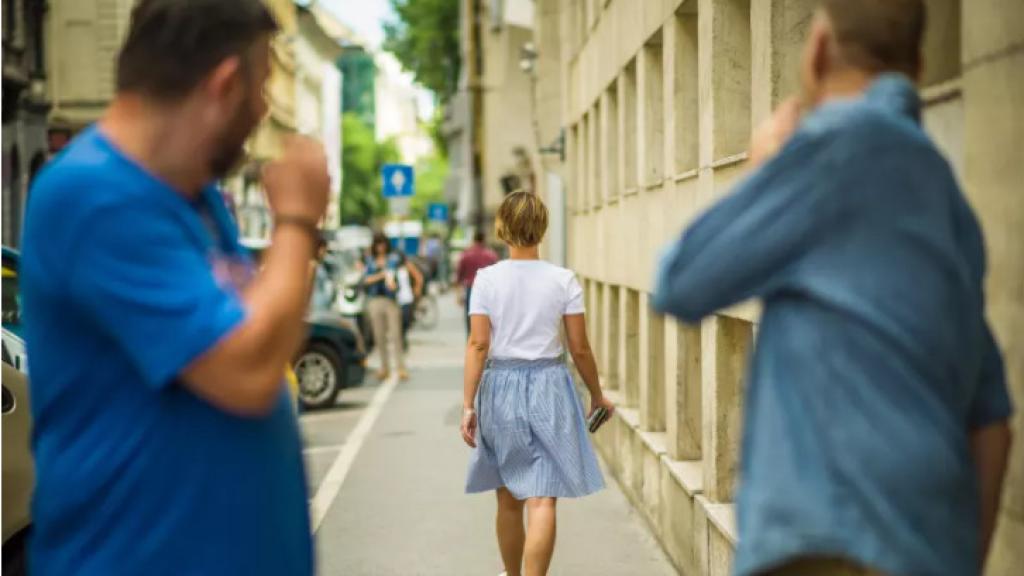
[653,75,1013,576]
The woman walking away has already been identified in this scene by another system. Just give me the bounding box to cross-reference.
[362,233,408,381]
[461,191,615,576]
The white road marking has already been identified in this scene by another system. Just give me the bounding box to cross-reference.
[308,374,400,533]
[302,444,346,456]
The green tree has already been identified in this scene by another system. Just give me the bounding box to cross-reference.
[383,0,461,103]
[409,152,449,222]
[340,113,400,226]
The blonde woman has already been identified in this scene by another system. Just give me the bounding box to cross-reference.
[461,191,615,576]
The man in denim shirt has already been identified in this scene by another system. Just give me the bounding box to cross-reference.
[654,2,1013,575]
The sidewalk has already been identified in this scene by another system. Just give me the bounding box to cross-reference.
[313,295,678,576]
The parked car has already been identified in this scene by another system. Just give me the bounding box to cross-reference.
[2,247,27,374]
[2,362,33,575]
[241,239,367,410]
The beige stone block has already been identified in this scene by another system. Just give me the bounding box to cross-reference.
[604,285,621,389]
[963,0,1024,64]
[694,495,711,576]
[640,435,665,528]
[616,412,639,498]
[641,299,668,432]
[702,315,751,502]
[699,0,752,162]
[962,44,1024,520]
[670,322,703,460]
[708,521,735,576]
[661,463,699,575]
[985,509,1024,576]
[623,289,641,408]
[630,423,645,498]
[921,0,962,87]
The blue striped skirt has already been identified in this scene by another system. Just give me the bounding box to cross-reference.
[465,357,605,499]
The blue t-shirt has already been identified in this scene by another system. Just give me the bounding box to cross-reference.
[654,75,1013,576]
[21,127,313,575]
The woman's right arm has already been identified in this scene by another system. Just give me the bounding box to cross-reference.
[461,314,491,447]
[565,314,614,418]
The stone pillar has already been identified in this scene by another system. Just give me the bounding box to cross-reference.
[962,2,1024,573]
[604,284,621,389]
[641,295,667,431]
[702,314,751,502]
[623,288,641,408]
[668,320,703,460]
[698,0,752,163]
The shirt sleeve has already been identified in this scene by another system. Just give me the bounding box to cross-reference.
[468,272,490,316]
[652,132,853,323]
[69,202,247,390]
[969,322,1014,429]
[565,274,585,315]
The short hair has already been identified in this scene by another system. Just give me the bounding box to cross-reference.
[821,0,926,78]
[473,231,486,244]
[116,0,279,101]
[495,191,548,248]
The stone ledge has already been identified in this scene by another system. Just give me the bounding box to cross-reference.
[698,495,738,547]
[709,152,749,170]
[663,457,704,496]
[637,429,668,457]
[673,168,699,183]
[921,77,962,105]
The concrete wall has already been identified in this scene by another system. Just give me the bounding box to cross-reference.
[554,1,1023,575]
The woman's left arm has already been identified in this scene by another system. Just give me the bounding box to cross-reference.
[407,260,425,297]
[461,314,490,447]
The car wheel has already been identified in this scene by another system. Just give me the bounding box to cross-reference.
[2,528,29,576]
[295,342,344,410]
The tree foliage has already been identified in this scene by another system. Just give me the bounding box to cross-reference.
[340,113,400,226]
[409,153,449,222]
[383,0,461,103]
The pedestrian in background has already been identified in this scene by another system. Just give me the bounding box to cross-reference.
[395,251,424,351]
[461,191,615,576]
[457,231,498,335]
[363,233,408,381]
[653,2,1013,575]
[20,1,323,573]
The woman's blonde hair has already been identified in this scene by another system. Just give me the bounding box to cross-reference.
[495,191,548,248]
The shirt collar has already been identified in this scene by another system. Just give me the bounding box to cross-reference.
[864,73,921,124]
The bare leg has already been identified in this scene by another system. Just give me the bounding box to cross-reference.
[524,497,557,576]
[496,488,525,576]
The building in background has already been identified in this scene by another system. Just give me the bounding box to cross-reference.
[523,2,1024,576]
[228,0,299,241]
[45,0,132,136]
[296,3,345,228]
[375,52,433,165]
[445,0,540,243]
[2,0,51,248]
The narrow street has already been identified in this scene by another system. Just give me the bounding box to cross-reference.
[300,296,678,576]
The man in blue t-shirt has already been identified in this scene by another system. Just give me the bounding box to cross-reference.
[21,1,329,573]
[654,2,1013,576]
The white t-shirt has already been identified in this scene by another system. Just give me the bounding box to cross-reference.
[396,266,414,305]
[469,260,585,360]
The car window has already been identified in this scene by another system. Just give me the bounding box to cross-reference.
[2,265,20,327]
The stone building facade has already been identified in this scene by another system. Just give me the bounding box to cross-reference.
[2,0,50,248]
[534,1,1023,574]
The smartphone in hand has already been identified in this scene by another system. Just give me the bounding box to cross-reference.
[587,406,609,434]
